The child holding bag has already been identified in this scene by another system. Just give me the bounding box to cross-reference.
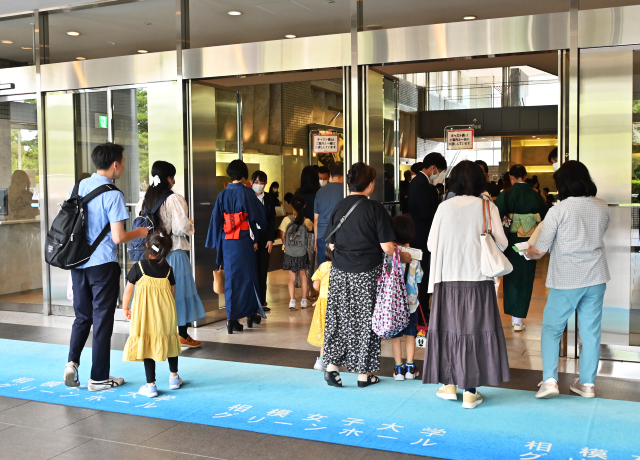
[390,215,424,381]
[308,246,333,371]
[122,230,182,398]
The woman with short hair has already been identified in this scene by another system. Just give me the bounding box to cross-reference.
[205,160,268,334]
[525,161,610,399]
[322,162,398,388]
[136,161,205,348]
[495,164,548,331]
[423,160,510,409]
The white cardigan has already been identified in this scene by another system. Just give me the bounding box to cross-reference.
[427,195,508,293]
[135,193,194,251]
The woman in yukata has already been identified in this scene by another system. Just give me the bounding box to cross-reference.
[205,160,268,334]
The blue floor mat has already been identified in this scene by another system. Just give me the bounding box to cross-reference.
[0,338,638,459]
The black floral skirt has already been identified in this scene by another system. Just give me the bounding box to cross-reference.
[283,253,309,272]
[323,264,382,374]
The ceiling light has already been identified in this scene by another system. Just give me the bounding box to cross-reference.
[532,136,536,138]
[228,11,242,15]
[107,42,116,45]
[137,50,148,53]
[1,40,13,44]
[463,15,477,20]
[285,34,297,39]
[76,57,86,60]
[22,46,31,50]
[67,31,80,36]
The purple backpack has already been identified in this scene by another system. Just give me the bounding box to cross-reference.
[372,247,410,339]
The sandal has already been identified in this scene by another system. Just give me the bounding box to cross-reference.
[324,371,343,387]
[357,375,381,388]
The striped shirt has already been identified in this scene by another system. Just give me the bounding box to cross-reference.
[534,196,610,290]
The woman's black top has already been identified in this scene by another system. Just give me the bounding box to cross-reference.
[324,195,395,273]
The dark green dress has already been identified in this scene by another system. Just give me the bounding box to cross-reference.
[495,183,548,318]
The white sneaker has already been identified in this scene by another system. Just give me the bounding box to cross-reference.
[138,383,158,398]
[536,379,560,399]
[64,362,80,387]
[462,391,484,409]
[169,375,183,390]
[301,299,310,309]
[88,377,125,392]
[289,299,297,310]
[313,358,326,371]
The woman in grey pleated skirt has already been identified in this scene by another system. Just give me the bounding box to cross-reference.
[422,161,510,409]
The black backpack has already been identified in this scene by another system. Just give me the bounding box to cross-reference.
[45,182,122,270]
[127,191,173,262]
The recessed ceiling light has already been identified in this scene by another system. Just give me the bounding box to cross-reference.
[366,24,383,30]
[537,138,541,140]
[107,42,116,45]
[22,46,31,50]
[532,136,536,138]
[285,34,297,39]
[1,40,13,44]
[76,57,86,60]
[239,75,246,78]
[228,11,242,15]
[67,31,80,36]
[463,15,477,20]
[138,49,148,53]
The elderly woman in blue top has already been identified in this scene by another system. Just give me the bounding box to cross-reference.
[524,161,610,400]
[205,160,268,334]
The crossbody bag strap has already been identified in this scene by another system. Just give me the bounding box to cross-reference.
[324,197,366,242]
[82,184,123,252]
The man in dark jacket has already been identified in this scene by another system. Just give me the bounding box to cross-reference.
[251,171,277,313]
[408,152,447,326]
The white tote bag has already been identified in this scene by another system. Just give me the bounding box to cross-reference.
[480,198,513,277]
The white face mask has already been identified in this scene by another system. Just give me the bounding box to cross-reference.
[428,169,441,184]
[552,162,559,171]
[319,180,328,187]
[252,183,265,194]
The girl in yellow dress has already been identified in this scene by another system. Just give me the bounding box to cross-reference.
[122,230,182,398]
[308,246,332,371]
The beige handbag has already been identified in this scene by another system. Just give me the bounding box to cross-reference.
[480,198,513,277]
[213,268,225,294]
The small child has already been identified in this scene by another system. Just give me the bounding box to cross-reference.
[308,246,333,371]
[390,215,424,381]
[278,195,314,310]
[122,230,182,398]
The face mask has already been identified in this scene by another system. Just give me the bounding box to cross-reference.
[553,162,559,171]
[319,180,328,187]
[428,170,440,184]
[252,184,265,194]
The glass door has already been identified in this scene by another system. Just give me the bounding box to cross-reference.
[45,82,184,316]
[190,82,242,326]
[0,94,43,313]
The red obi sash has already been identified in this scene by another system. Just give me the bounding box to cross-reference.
[223,212,249,240]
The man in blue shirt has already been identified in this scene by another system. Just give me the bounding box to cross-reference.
[64,143,148,392]
[314,162,344,264]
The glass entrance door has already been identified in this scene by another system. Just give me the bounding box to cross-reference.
[44,82,184,315]
[0,95,42,313]
[190,82,241,326]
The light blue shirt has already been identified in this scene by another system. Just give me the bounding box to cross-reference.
[71,173,129,269]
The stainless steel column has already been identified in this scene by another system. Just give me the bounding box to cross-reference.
[580,48,633,355]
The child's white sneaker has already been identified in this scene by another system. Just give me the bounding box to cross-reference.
[313,357,326,371]
[139,383,158,398]
[301,299,310,309]
[393,364,405,381]
[289,299,297,310]
[405,363,419,380]
[169,375,182,390]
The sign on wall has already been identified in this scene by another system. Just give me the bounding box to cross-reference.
[313,134,339,153]
[446,129,473,150]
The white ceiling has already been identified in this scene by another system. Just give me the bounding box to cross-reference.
[0,0,638,64]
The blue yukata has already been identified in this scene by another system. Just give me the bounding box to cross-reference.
[205,183,268,321]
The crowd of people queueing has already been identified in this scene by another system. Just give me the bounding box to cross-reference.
[61,142,610,408]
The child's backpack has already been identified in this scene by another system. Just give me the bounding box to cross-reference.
[128,191,173,262]
[284,220,308,258]
[372,246,410,339]
[45,181,122,270]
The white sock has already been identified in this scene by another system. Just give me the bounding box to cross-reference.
[583,383,595,387]
[512,316,523,325]
[544,377,557,384]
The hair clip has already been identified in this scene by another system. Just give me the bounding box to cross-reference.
[152,244,160,252]
[149,175,161,187]
[158,232,164,237]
